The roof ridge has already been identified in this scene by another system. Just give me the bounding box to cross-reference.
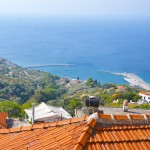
[1,113,150,134]
[72,112,150,149]
[73,118,97,150]
[98,113,150,121]
[96,124,150,131]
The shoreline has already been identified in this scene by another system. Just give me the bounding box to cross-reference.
[99,70,150,91]
[123,73,150,90]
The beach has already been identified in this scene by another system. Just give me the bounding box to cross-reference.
[123,73,150,90]
[99,70,150,91]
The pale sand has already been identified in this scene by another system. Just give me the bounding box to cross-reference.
[99,70,150,90]
[123,73,150,90]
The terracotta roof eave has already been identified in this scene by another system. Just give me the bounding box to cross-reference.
[0,115,89,134]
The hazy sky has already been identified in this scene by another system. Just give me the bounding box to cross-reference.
[0,0,150,18]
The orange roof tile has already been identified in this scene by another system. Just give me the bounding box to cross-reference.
[0,113,150,149]
[130,114,145,120]
[86,123,150,149]
[114,114,128,120]
[98,114,112,119]
[139,91,150,96]
[0,112,8,128]
[117,85,126,90]
[0,115,90,150]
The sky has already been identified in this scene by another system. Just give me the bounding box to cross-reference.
[0,0,150,19]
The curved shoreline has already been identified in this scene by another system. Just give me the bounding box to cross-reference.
[123,73,150,90]
[99,70,150,90]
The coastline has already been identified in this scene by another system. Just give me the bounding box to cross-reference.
[99,70,150,90]
[123,73,150,90]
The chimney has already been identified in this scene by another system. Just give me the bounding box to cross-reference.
[123,100,128,112]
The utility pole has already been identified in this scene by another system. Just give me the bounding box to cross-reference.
[32,103,35,124]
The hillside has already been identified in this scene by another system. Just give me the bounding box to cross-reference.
[0,57,68,104]
[0,57,56,83]
[0,57,144,117]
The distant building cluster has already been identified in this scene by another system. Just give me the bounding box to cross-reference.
[116,85,126,92]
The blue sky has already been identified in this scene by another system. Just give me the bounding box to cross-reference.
[0,0,150,18]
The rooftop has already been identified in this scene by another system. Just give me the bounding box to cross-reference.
[0,113,150,149]
[139,91,150,96]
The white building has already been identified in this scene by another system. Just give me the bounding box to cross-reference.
[24,102,72,122]
[139,92,150,103]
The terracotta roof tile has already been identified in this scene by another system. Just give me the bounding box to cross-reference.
[0,129,9,134]
[86,121,150,149]
[140,91,150,96]
[88,142,150,150]
[0,117,87,150]
[82,126,92,135]
[98,114,112,119]
[9,127,21,133]
[73,144,83,150]
[76,131,90,146]
[32,123,45,129]
[71,115,88,123]
[146,114,150,119]
[57,119,71,126]
[114,114,128,120]
[87,118,96,128]
[21,125,32,131]
[0,114,150,149]
[130,114,145,120]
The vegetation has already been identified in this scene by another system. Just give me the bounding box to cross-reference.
[0,57,147,118]
[0,100,22,117]
[128,104,150,109]
[86,77,101,87]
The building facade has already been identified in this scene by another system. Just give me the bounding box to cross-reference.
[139,91,150,103]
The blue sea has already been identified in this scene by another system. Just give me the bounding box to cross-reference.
[0,16,150,84]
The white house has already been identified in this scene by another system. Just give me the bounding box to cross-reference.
[24,102,72,122]
[139,92,150,103]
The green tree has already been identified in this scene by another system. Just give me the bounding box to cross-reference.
[106,92,123,103]
[123,92,136,101]
[133,95,141,102]
[67,98,82,116]
[0,100,21,117]
[39,73,58,88]
[34,86,57,103]
[86,77,95,87]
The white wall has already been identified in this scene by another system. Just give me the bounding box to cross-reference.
[139,93,150,103]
